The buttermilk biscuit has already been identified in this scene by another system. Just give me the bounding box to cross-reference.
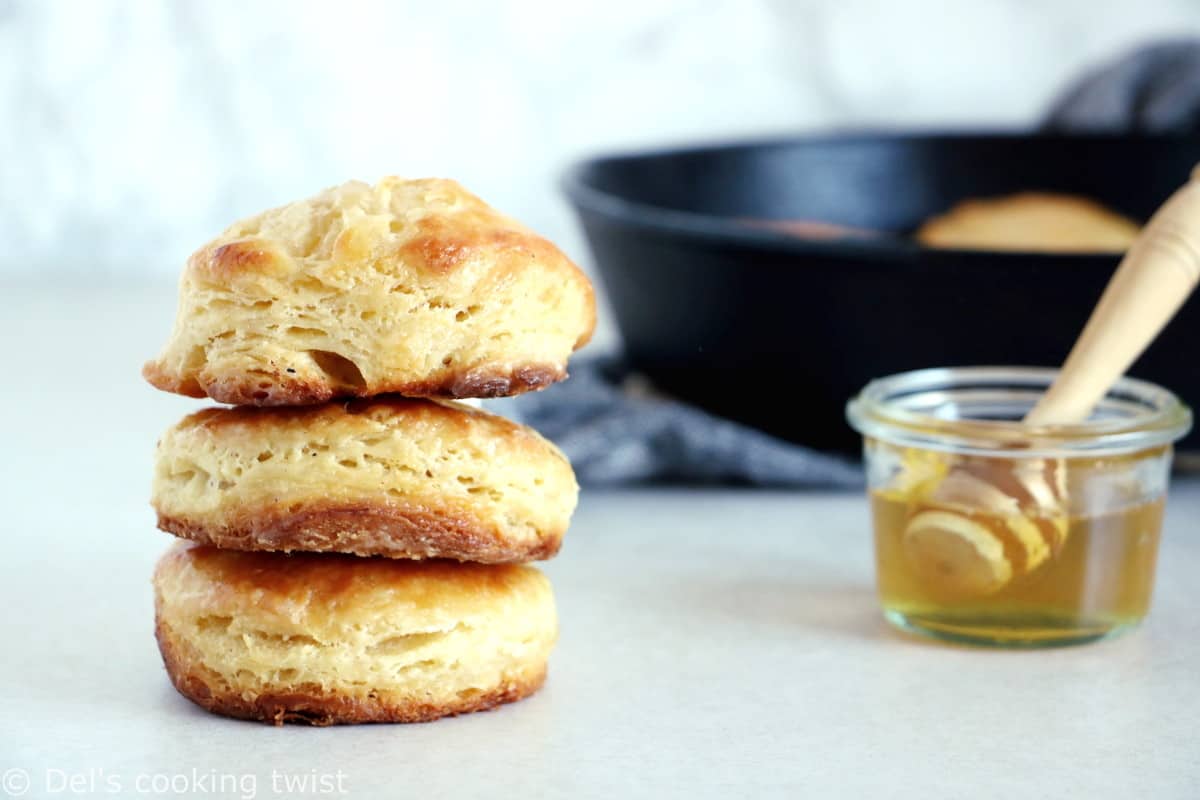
[152,397,578,563]
[143,177,595,404]
[917,192,1140,253]
[154,543,556,725]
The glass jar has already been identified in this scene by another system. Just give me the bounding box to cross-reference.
[846,367,1191,647]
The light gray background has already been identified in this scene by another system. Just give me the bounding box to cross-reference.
[3,0,1199,291]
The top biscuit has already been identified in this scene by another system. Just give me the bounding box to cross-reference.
[144,178,596,405]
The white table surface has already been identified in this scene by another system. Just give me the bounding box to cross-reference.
[2,284,1199,799]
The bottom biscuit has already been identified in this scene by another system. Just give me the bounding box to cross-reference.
[152,543,556,725]
[157,621,548,725]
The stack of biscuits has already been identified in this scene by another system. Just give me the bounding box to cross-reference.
[143,177,595,725]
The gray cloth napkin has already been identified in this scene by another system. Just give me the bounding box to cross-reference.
[1043,40,1200,132]
[497,359,863,488]
[509,41,1200,488]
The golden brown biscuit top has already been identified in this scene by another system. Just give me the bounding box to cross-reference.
[186,177,588,293]
[169,396,561,458]
[156,542,546,619]
[180,395,508,434]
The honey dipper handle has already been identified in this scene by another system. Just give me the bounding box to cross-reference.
[1025,167,1200,426]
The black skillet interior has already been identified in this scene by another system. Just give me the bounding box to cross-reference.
[564,134,1200,454]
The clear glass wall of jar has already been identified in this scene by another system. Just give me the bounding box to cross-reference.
[846,367,1192,647]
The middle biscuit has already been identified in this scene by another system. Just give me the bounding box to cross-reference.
[152,397,578,562]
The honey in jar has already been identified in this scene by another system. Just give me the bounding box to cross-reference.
[871,478,1163,646]
[847,367,1191,648]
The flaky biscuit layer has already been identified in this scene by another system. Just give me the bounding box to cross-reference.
[144,177,595,404]
[154,544,556,725]
[152,397,578,562]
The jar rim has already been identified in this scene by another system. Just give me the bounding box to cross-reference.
[845,366,1192,457]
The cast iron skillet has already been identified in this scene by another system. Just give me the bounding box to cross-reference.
[563,134,1200,454]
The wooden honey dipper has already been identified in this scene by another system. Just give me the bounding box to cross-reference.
[904,167,1200,596]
